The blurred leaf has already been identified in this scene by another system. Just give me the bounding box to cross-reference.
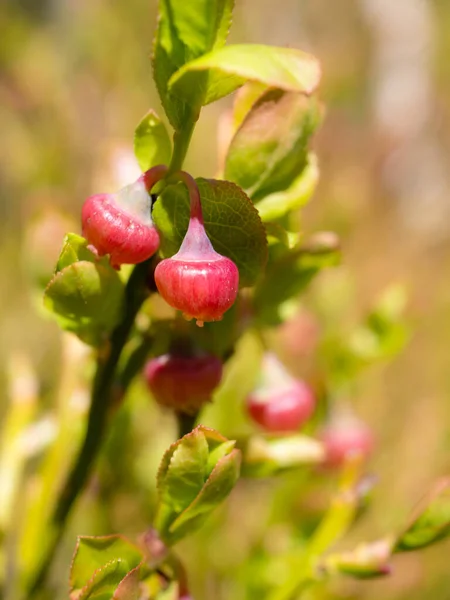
[242,434,325,477]
[201,330,264,435]
[70,536,143,599]
[153,178,268,287]
[155,583,178,600]
[231,82,269,131]
[0,355,38,532]
[321,539,392,579]
[134,110,172,171]
[189,297,241,357]
[153,0,234,129]
[224,91,321,200]
[154,426,241,545]
[348,285,408,363]
[44,260,124,346]
[56,233,99,272]
[395,478,450,551]
[256,155,319,222]
[25,210,76,289]
[253,233,340,326]
[269,457,366,600]
[169,45,321,110]
[322,284,409,384]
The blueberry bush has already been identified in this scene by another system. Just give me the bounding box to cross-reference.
[2,2,450,600]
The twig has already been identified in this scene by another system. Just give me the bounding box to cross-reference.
[176,412,199,438]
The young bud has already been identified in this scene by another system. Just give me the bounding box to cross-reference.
[81,165,167,269]
[246,353,315,432]
[154,172,239,326]
[320,414,374,467]
[144,353,223,414]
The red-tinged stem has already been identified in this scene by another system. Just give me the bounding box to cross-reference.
[169,170,216,259]
[142,164,169,193]
[170,170,203,224]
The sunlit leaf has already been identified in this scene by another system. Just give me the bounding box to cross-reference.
[154,426,241,545]
[56,233,100,272]
[44,260,124,345]
[168,44,321,110]
[231,81,269,132]
[168,448,240,541]
[153,0,234,129]
[134,110,172,171]
[225,91,321,200]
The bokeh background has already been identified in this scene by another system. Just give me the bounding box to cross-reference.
[2,0,450,598]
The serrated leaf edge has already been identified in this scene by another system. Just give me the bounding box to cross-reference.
[69,534,144,593]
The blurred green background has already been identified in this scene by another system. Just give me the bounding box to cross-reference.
[2,0,450,598]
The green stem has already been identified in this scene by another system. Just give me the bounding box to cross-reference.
[168,123,195,175]
[268,458,363,600]
[27,259,154,598]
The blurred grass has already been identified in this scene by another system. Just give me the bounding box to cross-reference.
[2,0,450,598]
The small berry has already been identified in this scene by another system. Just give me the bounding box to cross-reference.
[144,353,223,414]
[155,172,239,326]
[246,353,315,432]
[81,165,167,269]
[320,415,374,467]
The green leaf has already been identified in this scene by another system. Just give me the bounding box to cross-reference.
[134,110,172,171]
[231,81,269,132]
[348,285,408,364]
[77,560,128,600]
[56,233,100,271]
[168,448,241,541]
[224,91,321,200]
[154,426,241,545]
[70,536,143,598]
[44,260,124,345]
[168,44,321,110]
[112,565,141,600]
[214,0,234,51]
[255,154,319,222]
[395,478,450,551]
[253,233,340,326]
[323,285,408,384]
[242,434,325,477]
[206,439,236,474]
[153,178,268,288]
[155,427,210,539]
[152,0,234,130]
[158,428,209,513]
[169,0,233,54]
